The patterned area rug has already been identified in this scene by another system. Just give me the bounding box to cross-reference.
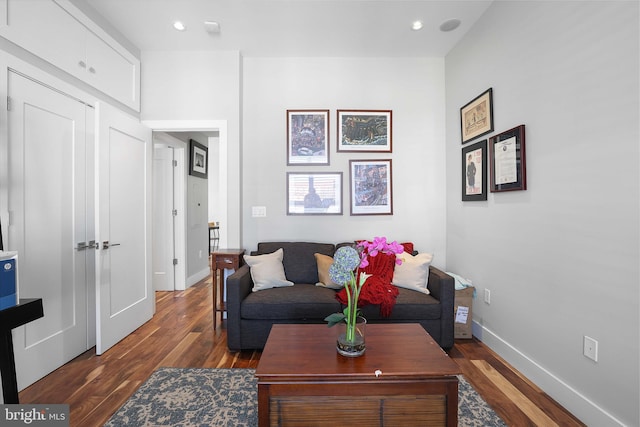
[105,368,506,426]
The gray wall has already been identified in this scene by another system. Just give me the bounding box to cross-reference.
[445,2,639,426]
[242,57,448,259]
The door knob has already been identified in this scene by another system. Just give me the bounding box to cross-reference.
[102,241,121,249]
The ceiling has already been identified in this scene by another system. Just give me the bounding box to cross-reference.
[82,0,493,57]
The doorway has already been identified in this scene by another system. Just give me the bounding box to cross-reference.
[147,120,228,291]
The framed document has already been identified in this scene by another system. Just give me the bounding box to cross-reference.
[462,140,487,201]
[489,125,526,192]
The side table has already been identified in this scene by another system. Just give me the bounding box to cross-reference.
[0,298,44,403]
[211,249,245,330]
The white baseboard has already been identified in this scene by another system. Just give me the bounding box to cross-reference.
[471,320,626,427]
[186,267,210,289]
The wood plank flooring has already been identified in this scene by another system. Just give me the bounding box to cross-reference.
[18,275,586,426]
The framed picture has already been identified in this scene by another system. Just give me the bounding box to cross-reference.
[349,159,393,215]
[462,140,488,201]
[189,139,208,179]
[460,88,494,144]
[337,110,392,152]
[287,110,330,165]
[489,125,527,192]
[286,172,343,215]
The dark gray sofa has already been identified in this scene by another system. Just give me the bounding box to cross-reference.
[226,241,455,352]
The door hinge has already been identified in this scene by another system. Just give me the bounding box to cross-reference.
[172,209,178,216]
[7,96,11,111]
[173,258,178,266]
[173,160,178,167]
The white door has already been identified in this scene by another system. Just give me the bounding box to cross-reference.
[7,70,92,389]
[152,144,175,291]
[95,102,153,355]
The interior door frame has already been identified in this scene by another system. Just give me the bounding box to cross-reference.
[142,119,230,253]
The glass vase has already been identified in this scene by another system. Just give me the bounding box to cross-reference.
[336,316,366,357]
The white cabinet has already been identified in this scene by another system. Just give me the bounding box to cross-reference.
[0,0,140,111]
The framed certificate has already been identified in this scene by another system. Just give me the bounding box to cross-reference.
[489,125,526,192]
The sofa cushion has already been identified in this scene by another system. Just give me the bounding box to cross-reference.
[314,253,343,289]
[392,251,433,294]
[358,288,441,321]
[241,284,341,320]
[244,248,294,292]
[255,242,335,284]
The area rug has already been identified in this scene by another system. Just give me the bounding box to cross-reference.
[105,368,506,426]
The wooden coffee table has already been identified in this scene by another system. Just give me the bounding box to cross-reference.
[255,323,461,427]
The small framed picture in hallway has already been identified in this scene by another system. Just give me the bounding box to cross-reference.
[189,139,208,179]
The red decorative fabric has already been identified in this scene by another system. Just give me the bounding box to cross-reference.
[400,242,414,254]
[336,252,399,317]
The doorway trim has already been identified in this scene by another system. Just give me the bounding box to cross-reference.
[142,119,230,280]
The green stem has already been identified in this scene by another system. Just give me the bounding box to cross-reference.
[345,278,353,341]
[345,269,361,342]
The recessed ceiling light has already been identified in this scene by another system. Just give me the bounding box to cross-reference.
[173,21,186,31]
[440,19,461,32]
[411,20,424,31]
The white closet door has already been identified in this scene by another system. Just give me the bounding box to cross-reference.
[7,70,91,389]
[95,102,153,355]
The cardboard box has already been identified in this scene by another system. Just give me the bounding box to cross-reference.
[454,286,474,339]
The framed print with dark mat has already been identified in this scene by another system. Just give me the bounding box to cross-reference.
[189,139,208,179]
[489,124,527,192]
[462,140,487,201]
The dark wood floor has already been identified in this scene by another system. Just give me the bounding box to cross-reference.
[18,275,585,427]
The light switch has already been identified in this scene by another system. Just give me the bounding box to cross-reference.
[252,206,267,217]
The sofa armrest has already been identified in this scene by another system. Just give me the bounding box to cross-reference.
[427,266,455,350]
[226,264,253,351]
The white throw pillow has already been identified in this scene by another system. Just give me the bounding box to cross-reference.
[244,248,294,292]
[392,252,433,294]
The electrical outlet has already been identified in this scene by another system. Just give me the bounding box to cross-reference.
[583,336,598,362]
[484,288,491,304]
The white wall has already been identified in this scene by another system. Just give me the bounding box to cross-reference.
[242,57,448,262]
[141,50,242,248]
[445,2,639,426]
